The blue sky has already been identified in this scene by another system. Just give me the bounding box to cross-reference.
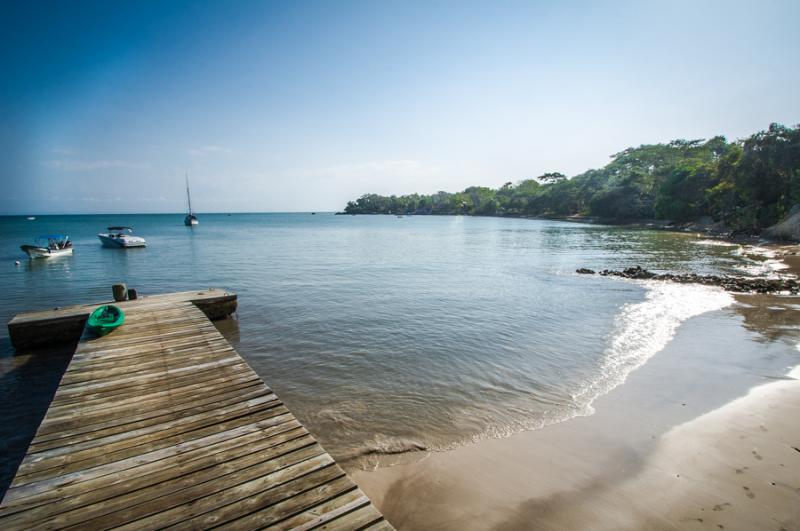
[1,0,798,214]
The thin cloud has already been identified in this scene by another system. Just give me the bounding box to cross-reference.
[41,159,149,171]
[313,159,442,180]
[80,195,173,203]
[188,145,232,156]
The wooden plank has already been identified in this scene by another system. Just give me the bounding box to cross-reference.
[74,325,223,353]
[15,398,287,483]
[60,347,240,386]
[50,363,254,406]
[31,388,276,447]
[42,370,262,418]
[2,413,298,504]
[28,385,272,451]
[67,342,235,370]
[71,328,228,353]
[52,357,246,398]
[65,339,234,369]
[364,520,396,530]
[0,421,306,515]
[213,476,360,530]
[46,369,260,416]
[8,436,322,529]
[37,378,265,434]
[0,294,392,530]
[59,347,241,386]
[262,489,370,531]
[315,503,386,530]
[110,458,342,531]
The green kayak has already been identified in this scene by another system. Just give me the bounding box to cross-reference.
[86,305,125,336]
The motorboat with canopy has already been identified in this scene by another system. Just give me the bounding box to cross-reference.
[98,226,147,248]
[20,234,73,258]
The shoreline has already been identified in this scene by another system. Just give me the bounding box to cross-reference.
[19,210,791,249]
[349,254,800,530]
[353,367,800,531]
[338,212,800,246]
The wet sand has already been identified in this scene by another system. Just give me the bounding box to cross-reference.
[353,366,800,530]
[351,260,800,530]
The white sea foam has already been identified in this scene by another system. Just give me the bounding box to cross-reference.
[571,281,734,416]
[732,245,790,277]
[692,239,740,247]
[736,245,778,258]
[445,281,738,452]
[734,262,789,278]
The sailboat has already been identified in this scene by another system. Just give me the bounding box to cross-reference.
[184,174,199,226]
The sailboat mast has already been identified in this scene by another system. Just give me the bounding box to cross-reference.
[186,173,193,215]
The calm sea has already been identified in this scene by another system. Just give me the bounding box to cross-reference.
[0,213,798,484]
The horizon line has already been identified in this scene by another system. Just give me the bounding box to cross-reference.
[0,211,340,217]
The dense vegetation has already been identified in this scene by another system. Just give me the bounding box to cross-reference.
[343,124,800,233]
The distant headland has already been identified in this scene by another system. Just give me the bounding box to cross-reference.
[340,123,800,241]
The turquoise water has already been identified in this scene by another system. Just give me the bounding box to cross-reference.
[0,214,797,475]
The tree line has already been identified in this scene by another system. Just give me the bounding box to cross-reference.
[342,123,800,233]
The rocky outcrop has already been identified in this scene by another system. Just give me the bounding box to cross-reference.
[577,265,800,294]
[763,205,800,242]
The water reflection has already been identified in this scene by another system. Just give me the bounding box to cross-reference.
[734,294,800,345]
[1,214,799,483]
[24,256,73,274]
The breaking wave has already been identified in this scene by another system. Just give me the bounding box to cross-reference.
[340,435,429,462]
[571,281,734,416]
[692,239,740,247]
[345,280,736,467]
[733,245,791,277]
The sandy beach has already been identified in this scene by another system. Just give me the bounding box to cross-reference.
[351,252,800,531]
[353,366,800,530]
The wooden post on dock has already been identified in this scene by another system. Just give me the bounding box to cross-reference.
[112,283,127,302]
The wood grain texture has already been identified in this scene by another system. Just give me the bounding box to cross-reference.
[1,297,392,530]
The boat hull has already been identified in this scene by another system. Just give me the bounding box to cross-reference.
[20,245,73,259]
[98,234,147,248]
[184,215,198,226]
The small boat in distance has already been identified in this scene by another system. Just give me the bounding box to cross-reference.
[20,234,73,258]
[26,216,35,220]
[98,226,147,248]
[184,174,198,226]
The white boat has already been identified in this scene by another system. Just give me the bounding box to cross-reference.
[20,234,73,258]
[98,226,147,248]
[184,174,198,226]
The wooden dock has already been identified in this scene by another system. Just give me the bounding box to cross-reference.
[0,292,392,530]
[7,288,238,351]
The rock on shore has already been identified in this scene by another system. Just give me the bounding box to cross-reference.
[577,265,800,294]
[763,205,800,241]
